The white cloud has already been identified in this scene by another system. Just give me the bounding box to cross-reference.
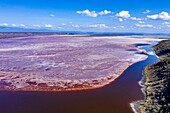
[147,12,170,20]
[139,21,145,24]
[115,11,131,18]
[33,25,41,28]
[120,26,125,28]
[62,23,66,26]
[0,23,9,26]
[87,24,109,28]
[98,10,111,15]
[45,24,53,28]
[19,24,25,27]
[130,17,143,21]
[50,14,55,17]
[76,9,112,17]
[162,22,170,25]
[72,25,79,28]
[10,24,25,27]
[11,24,17,27]
[135,24,154,28]
[118,18,123,22]
[143,10,150,14]
[162,22,170,28]
[76,10,98,17]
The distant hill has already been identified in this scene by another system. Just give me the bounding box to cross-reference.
[0,26,54,32]
[1,26,170,38]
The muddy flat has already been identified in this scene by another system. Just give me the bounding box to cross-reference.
[0,35,161,91]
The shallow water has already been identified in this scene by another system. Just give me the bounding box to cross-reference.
[0,44,159,113]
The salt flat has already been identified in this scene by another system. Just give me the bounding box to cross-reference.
[0,35,163,91]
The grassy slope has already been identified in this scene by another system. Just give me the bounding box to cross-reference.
[140,40,170,113]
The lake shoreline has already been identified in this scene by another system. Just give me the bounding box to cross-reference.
[0,58,146,92]
[130,41,161,113]
[0,40,163,113]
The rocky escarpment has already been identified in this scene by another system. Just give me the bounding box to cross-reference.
[140,40,170,113]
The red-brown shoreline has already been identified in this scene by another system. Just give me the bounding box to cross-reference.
[0,56,147,92]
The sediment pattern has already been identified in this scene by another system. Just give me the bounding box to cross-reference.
[0,35,161,91]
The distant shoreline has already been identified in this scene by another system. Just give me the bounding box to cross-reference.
[1,32,170,39]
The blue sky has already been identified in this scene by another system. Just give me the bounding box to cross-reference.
[1,0,170,33]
